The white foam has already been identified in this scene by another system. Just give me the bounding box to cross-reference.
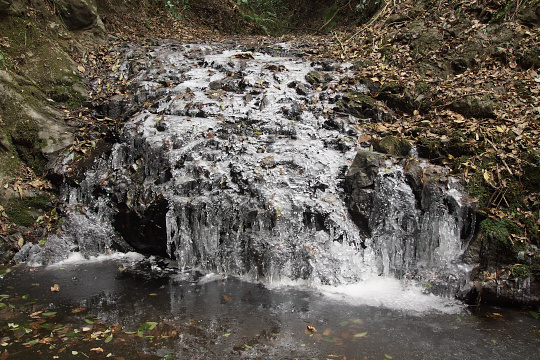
[47,251,145,267]
[319,277,464,314]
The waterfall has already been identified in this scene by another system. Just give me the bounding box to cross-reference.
[15,42,477,297]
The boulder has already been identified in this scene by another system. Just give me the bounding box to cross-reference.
[54,0,99,30]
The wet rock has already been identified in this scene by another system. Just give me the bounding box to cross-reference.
[342,150,383,235]
[209,73,247,93]
[283,102,303,120]
[473,271,540,306]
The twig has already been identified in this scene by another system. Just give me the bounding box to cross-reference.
[501,158,514,176]
[334,31,346,54]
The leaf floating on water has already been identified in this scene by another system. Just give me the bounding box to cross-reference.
[353,332,368,338]
[323,337,338,343]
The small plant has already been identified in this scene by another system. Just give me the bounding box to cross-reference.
[236,0,288,35]
[492,0,535,22]
[0,51,9,69]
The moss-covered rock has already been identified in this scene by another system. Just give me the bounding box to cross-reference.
[373,135,411,156]
[305,70,332,85]
[4,193,51,227]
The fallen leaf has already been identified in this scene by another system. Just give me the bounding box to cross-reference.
[50,284,60,292]
[357,134,371,143]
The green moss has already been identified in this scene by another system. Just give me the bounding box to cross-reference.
[4,193,51,227]
[380,82,404,94]
[305,71,324,85]
[0,14,79,176]
[465,172,489,207]
[347,91,376,106]
[374,135,411,156]
[416,81,429,93]
[511,264,531,278]
[480,218,522,246]
[48,84,85,108]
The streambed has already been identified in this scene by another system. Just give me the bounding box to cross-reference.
[1,255,539,360]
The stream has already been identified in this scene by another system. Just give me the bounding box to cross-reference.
[1,255,540,359]
[3,40,540,359]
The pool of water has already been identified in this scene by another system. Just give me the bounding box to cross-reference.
[1,255,539,359]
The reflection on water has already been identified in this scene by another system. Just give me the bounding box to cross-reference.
[1,255,539,359]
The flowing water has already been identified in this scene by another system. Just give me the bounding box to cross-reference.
[4,40,540,359]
